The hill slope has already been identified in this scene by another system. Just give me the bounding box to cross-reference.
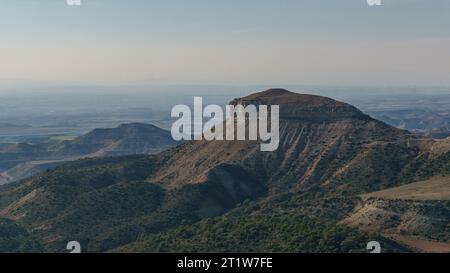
[361,175,450,201]
[0,123,178,184]
[0,89,449,253]
[53,123,177,157]
[342,175,450,252]
[151,89,421,193]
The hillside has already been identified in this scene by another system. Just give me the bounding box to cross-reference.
[150,89,420,193]
[53,123,177,157]
[342,175,450,252]
[361,175,450,201]
[0,89,449,253]
[0,123,178,184]
[0,218,42,252]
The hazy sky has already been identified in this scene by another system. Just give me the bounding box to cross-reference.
[1,0,450,87]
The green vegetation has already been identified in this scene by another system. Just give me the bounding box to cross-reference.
[1,146,447,252]
[119,190,409,253]
[0,218,42,253]
[1,106,449,253]
[0,156,269,252]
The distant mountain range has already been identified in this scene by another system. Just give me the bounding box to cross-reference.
[0,123,178,185]
[52,123,177,157]
[0,89,449,253]
[371,109,450,139]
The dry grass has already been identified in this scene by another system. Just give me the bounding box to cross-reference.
[361,176,450,201]
[384,233,450,253]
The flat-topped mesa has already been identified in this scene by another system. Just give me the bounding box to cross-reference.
[229,88,370,122]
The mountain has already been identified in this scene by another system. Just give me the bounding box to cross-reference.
[53,123,177,157]
[0,123,178,184]
[0,142,46,154]
[150,89,420,192]
[0,89,449,253]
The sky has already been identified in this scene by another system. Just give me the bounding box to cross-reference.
[1,0,450,87]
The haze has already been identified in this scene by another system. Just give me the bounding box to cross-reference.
[1,0,450,88]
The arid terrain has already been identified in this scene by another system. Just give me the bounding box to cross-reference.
[0,89,449,253]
